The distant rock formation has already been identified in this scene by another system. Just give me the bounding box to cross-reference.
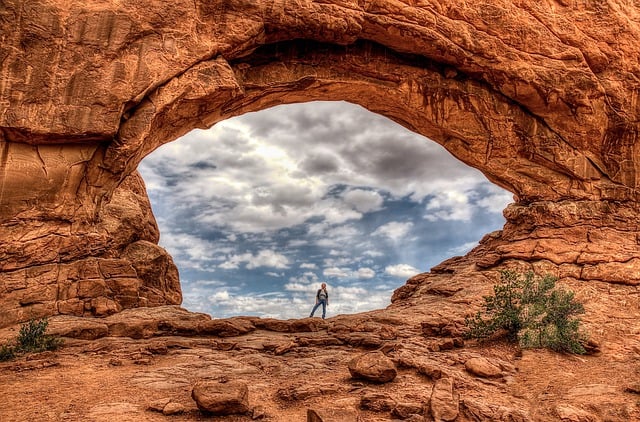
[1,1,640,325]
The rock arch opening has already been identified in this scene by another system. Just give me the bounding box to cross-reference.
[138,101,512,318]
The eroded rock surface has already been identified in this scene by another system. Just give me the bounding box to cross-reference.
[1,0,640,325]
[0,294,637,421]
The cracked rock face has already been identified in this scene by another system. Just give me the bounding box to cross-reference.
[1,0,640,325]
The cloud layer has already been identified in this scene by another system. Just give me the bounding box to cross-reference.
[139,101,512,319]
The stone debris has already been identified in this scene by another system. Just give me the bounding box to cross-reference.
[430,378,459,422]
[348,351,397,383]
[191,380,250,416]
[161,401,185,415]
[555,404,597,422]
[464,357,504,379]
[359,392,397,412]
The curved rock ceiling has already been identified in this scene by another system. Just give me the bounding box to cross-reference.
[1,0,639,325]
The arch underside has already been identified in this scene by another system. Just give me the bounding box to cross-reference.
[104,39,625,206]
[1,1,640,326]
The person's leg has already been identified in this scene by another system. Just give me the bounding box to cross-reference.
[321,300,326,319]
[310,302,321,317]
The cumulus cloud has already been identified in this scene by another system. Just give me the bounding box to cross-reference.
[357,267,376,279]
[219,250,290,270]
[323,267,351,278]
[372,221,414,241]
[385,264,421,279]
[424,190,474,222]
[342,189,384,213]
[476,187,514,214]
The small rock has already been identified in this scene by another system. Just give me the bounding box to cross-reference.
[274,341,297,355]
[430,378,459,422]
[191,380,250,415]
[392,402,424,419]
[394,353,443,380]
[148,398,171,412]
[625,383,640,394]
[464,357,503,378]
[348,351,397,383]
[583,338,601,355]
[360,392,397,412]
[252,405,268,419]
[162,401,185,415]
[436,338,455,351]
[555,404,597,421]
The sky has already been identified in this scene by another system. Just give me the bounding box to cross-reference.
[138,101,513,320]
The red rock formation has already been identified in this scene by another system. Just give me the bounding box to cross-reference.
[1,0,640,326]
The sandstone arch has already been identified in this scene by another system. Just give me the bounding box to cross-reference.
[1,0,640,326]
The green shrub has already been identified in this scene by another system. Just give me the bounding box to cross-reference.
[0,318,63,362]
[464,270,587,354]
[0,344,16,361]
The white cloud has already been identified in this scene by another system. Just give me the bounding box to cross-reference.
[372,221,414,241]
[283,282,313,292]
[357,267,376,279]
[219,250,290,270]
[424,190,473,222]
[285,272,319,290]
[300,263,317,269]
[476,186,513,214]
[385,264,421,279]
[323,267,351,278]
[140,101,499,236]
[209,290,231,301]
[247,250,290,269]
[342,189,384,213]
[363,250,384,257]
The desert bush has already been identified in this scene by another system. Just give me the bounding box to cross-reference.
[0,318,63,362]
[464,270,587,354]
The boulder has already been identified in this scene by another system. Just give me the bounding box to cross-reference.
[348,351,397,383]
[191,380,250,416]
[464,357,503,379]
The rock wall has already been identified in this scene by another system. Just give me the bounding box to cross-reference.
[1,0,640,325]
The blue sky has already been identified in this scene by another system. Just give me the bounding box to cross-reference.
[138,101,512,319]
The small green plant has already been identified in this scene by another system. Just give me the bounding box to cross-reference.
[464,270,587,354]
[0,344,16,361]
[0,318,63,362]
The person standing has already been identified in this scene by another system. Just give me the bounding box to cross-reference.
[309,283,329,319]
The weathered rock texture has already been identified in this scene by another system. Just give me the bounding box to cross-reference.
[1,1,640,326]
